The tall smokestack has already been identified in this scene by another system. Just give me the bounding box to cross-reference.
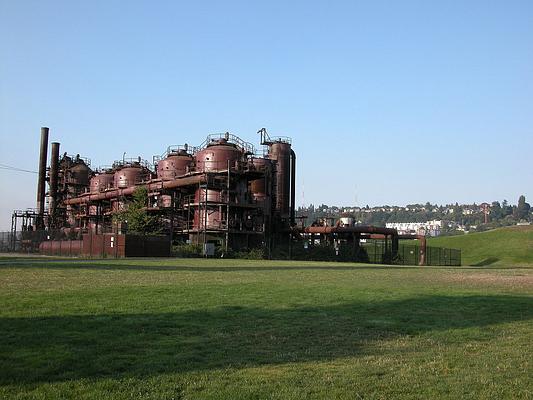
[36,127,49,229]
[49,141,60,227]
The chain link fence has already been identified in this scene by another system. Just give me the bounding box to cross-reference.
[272,240,461,266]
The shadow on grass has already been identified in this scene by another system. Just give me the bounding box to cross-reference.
[472,257,500,266]
[1,295,532,385]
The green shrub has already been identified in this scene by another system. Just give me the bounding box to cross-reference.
[172,244,202,258]
[233,248,265,260]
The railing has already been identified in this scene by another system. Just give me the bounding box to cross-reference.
[269,136,292,144]
[61,154,91,166]
[153,144,198,165]
[111,158,153,170]
[198,133,255,154]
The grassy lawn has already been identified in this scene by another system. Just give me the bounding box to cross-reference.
[0,257,532,399]
[428,225,533,266]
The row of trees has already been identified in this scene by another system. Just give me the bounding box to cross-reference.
[297,196,531,231]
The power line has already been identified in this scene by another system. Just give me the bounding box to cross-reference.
[0,163,38,174]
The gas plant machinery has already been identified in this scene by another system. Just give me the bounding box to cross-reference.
[32,127,296,252]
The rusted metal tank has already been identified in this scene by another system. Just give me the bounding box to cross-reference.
[268,141,292,216]
[70,158,91,187]
[193,209,223,230]
[194,188,223,203]
[157,150,193,180]
[195,139,242,172]
[193,188,224,228]
[114,165,145,188]
[90,172,114,193]
[250,157,271,202]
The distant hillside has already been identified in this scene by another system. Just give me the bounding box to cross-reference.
[428,225,533,266]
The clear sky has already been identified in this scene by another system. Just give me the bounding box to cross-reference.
[1,0,532,230]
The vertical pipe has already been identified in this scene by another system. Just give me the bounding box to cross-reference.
[49,142,60,227]
[418,235,426,266]
[290,149,296,226]
[392,233,399,261]
[36,127,49,229]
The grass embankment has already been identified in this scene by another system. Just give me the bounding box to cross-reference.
[0,257,532,399]
[428,225,533,266]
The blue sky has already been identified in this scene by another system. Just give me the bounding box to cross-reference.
[1,0,532,229]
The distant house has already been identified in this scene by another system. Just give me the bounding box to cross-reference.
[385,220,442,236]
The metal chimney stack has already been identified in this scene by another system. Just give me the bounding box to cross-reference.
[36,127,49,229]
[49,141,60,227]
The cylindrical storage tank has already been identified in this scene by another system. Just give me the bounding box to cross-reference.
[114,166,144,188]
[195,139,242,172]
[70,160,91,187]
[90,172,114,193]
[157,150,193,180]
[250,157,271,202]
[268,142,292,216]
[194,188,223,203]
[193,209,222,229]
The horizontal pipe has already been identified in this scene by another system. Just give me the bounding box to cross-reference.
[64,174,207,205]
[301,225,398,236]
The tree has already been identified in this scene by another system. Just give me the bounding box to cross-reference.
[490,201,502,220]
[114,186,161,235]
[516,195,531,220]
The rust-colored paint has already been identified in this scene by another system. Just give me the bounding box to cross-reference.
[90,172,114,193]
[64,174,207,205]
[39,239,82,256]
[193,208,223,230]
[195,139,242,172]
[195,188,223,203]
[114,166,145,188]
[157,150,193,180]
[268,141,292,217]
[39,234,170,257]
[250,157,271,202]
[302,225,398,236]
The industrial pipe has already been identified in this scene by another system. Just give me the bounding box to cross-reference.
[36,127,49,228]
[64,174,207,205]
[301,225,398,236]
[49,142,60,224]
[290,149,296,226]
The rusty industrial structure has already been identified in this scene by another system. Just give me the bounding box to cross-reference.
[6,126,459,265]
[22,127,297,256]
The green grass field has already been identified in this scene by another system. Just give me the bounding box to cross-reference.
[1,257,532,399]
[428,225,533,266]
